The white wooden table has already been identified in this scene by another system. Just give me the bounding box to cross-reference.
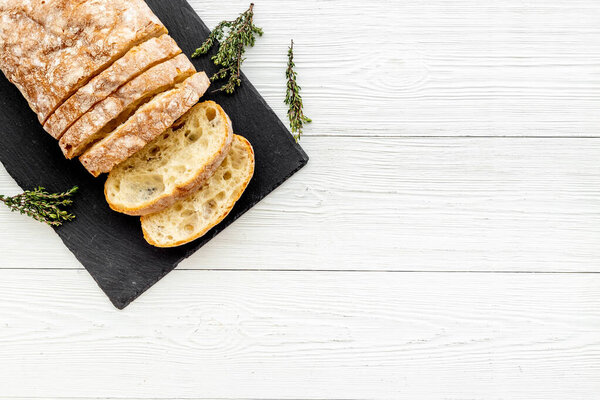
[1,0,600,398]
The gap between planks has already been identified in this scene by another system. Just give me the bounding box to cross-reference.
[1,268,600,274]
[0,397,373,400]
[0,398,361,400]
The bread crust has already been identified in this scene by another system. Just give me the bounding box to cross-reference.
[141,135,255,248]
[105,101,234,216]
[59,54,196,159]
[44,35,181,139]
[0,0,167,123]
[79,72,211,177]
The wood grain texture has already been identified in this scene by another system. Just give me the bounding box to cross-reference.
[0,270,599,399]
[1,0,599,398]
[2,137,600,272]
[187,0,600,137]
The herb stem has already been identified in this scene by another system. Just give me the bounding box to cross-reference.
[0,186,78,227]
[285,40,312,142]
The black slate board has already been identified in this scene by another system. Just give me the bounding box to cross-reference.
[0,0,308,309]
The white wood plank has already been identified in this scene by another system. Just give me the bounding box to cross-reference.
[2,137,600,272]
[187,137,600,272]
[1,1,599,400]
[0,270,598,399]
[188,0,600,137]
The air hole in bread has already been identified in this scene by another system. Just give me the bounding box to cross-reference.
[223,171,232,181]
[120,173,165,203]
[216,191,226,201]
[206,108,217,121]
[172,120,185,132]
[187,133,199,142]
[149,146,160,156]
[203,200,217,217]
[174,204,183,212]
[163,133,170,140]
[182,210,194,217]
[184,224,194,233]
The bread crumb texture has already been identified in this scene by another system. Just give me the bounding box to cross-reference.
[141,135,254,248]
[105,101,233,215]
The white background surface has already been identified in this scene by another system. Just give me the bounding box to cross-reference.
[1,0,600,398]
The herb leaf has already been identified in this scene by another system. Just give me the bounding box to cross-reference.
[192,3,263,94]
[0,186,78,227]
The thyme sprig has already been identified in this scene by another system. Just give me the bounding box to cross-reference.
[285,40,311,142]
[192,3,263,94]
[0,186,78,227]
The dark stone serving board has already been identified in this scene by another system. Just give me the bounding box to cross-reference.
[0,0,308,309]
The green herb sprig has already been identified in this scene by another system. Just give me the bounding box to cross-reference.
[0,186,78,227]
[192,3,263,94]
[285,40,311,142]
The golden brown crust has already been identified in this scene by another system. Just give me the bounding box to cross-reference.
[141,135,255,248]
[0,0,167,123]
[59,54,196,159]
[44,35,181,140]
[79,72,211,177]
[105,102,234,216]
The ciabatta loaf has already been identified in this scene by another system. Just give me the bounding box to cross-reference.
[105,101,234,216]
[80,72,210,177]
[141,135,255,248]
[0,0,167,123]
[60,54,196,159]
[44,35,181,139]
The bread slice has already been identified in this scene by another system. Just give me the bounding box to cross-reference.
[59,54,197,159]
[80,72,211,177]
[0,0,167,123]
[44,35,181,140]
[141,135,255,248]
[105,101,234,216]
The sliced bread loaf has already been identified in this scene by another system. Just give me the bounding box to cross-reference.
[60,54,197,159]
[105,101,234,216]
[0,0,167,123]
[80,72,211,177]
[141,135,255,248]
[44,34,182,139]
